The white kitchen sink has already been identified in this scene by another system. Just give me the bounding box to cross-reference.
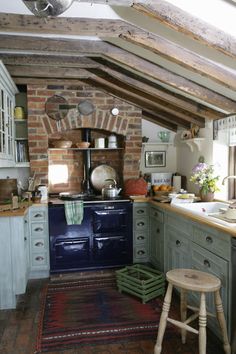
[173,201,236,227]
[174,201,229,216]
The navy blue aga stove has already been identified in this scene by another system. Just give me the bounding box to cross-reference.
[48,195,133,273]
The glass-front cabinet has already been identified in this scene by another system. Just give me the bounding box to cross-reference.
[0,61,18,167]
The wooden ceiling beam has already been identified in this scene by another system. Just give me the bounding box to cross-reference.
[120,32,236,91]
[1,13,235,90]
[6,65,92,79]
[0,13,141,37]
[0,54,100,68]
[88,68,205,126]
[133,0,236,59]
[91,59,225,120]
[82,77,195,129]
[0,35,235,112]
[142,111,179,132]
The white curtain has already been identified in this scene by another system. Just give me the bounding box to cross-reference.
[215,114,236,145]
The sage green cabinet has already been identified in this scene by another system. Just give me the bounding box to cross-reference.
[133,202,149,263]
[149,205,164,271]
[191,223,231,338]
[164,212,193,272]
[28,205,50,279]
[0,212,29,309]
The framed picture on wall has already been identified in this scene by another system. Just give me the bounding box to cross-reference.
[145,151,166,167]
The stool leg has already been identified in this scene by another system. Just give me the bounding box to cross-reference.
[199,292,207,354]
[214,290,231,354]
[180,288,187,344]
[154,283,173,354]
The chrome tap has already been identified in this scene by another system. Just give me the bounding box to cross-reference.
[222,175,236,185]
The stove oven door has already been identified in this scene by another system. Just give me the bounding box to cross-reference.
[92,205,128,234]
[93,235,130,265]
[53,237,90,270]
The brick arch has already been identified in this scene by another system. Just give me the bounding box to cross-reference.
[27,84,142,188]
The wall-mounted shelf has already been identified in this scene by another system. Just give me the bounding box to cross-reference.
[181,138,205,152]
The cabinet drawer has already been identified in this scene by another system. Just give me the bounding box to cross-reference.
[167,225,190,253]
[31,252,48,268]
[31,238,47,252]
[134,232,148,245]
[31,222,47,237]
[150,207,164,223]
[134,217,148,231]
[193,226,230,260]
[133,205,148,217]
[30,208,47,221]
[166,213,193,238]
[134,246,149,260]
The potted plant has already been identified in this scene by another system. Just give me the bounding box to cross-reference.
[190,163,220,202]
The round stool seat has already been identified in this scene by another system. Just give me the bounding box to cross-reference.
[166,268,221,293]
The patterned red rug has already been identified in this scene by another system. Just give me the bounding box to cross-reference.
[35,276,165,353]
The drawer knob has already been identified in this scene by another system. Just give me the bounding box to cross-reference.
[137,221,145,226]
[35,241,44,247]
[204,259,211,268]
[137,236,144,240]
[138,250,145,255]
[34,227,43,232]
[34,213,43,218]
[156,228,160,233]
[137,210,144,214]
[35,256,44,261]
[206,236,213,244]
[176,240,181,247]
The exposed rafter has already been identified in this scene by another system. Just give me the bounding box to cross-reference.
[0,35,235,112]
[132,0,236,59]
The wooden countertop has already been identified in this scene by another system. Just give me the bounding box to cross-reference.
[0,200,47,217]
[131,196,236,238]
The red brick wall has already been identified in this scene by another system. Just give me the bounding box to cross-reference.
[27,83,142,192]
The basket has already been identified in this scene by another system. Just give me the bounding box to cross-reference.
[116,264,165,303]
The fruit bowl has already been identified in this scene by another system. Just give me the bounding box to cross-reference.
[76,142,90,149]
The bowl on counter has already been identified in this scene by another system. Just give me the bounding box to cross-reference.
[52,140,72,148]
[76,142,90,149]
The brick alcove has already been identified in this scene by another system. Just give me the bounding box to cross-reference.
[27,83,142,192]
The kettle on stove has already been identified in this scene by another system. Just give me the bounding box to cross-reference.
[102,179,121,198]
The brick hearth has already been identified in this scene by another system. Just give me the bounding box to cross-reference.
[27,83,142,192]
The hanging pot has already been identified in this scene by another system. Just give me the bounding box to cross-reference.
[22,0,74,17]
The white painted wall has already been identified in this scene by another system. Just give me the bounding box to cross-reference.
[140,119,177,175]
[175,120,229,199]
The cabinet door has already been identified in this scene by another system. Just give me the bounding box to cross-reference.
[0,87,15,164]
[11,216,28,295]
[150,207,164,271]
[165,224,191,272]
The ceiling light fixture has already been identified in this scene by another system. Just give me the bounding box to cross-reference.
[22,0,74,17]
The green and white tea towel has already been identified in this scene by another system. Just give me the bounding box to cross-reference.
[64,201,84,225]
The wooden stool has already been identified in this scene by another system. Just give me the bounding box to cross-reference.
[154,269,231,354]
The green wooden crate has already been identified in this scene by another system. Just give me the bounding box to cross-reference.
[116,264,165,303]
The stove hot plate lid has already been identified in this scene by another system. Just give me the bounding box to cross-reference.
[59,192,87,200]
